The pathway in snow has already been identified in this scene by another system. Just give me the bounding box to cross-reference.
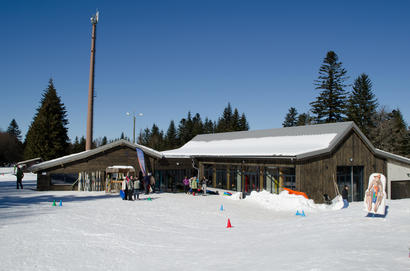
[0,172,409,270]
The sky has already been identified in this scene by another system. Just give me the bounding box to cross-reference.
[1,0,409,142]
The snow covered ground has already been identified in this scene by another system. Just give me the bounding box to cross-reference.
[0,170,409,271]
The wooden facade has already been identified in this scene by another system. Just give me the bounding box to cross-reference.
[185,130,388,203]
[296,130,385,202]
[36,146,156,191]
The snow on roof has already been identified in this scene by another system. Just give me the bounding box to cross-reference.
[163,133,338,157]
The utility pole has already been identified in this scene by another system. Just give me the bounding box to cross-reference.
[86,11,99,151]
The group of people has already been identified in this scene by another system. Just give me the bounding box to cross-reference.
[182,176,209,195]
[121,172,156,201]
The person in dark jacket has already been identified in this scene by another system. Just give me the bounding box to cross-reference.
[342,185,349,208]
[144,174,151,195]
[16,166,24,189]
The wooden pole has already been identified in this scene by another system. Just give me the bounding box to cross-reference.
[86,14,98,151]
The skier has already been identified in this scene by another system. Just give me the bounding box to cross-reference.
[16,166,24,189]
[342,185,349,208]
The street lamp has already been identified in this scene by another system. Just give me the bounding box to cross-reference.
[126,112,143,144]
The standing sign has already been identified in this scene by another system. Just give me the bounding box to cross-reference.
[364,173,386,216]
[136,148,146,176]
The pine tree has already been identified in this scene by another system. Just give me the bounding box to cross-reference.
[203,117,215,134]
[24,79,69,160]
[231,109,240,131]
[296,112,313,126]
[310,51,349,123]
[164,120,178,150]
[283,107,298,127]
[389,109,407,156]
[7,119,22,141]
[216,103,233,132]
[346,74,378,136]
[239,113,249,131]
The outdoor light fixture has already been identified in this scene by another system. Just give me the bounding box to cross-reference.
[126,112,144,144]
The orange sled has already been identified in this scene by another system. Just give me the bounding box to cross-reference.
[283,188,308,199]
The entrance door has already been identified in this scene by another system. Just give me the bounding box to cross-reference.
[336,166,364,201]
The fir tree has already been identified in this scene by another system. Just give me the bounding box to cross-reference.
[24,79,69,160]
[310,51,349,123]
[164,120,178,150]
[7,119,22,141]
[239,113,249,131]
[203,117,215,134]
[283,107,298,127]
[296,112,313,126]
[346,74,378,136]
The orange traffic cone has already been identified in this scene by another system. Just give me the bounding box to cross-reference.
[226,218,232,228]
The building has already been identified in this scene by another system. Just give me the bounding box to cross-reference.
[29,122,410,202]
[161,122,410,202]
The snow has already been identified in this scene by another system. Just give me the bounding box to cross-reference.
[229,190,344,212]
[1,170,410,270]
[162,133,338,157]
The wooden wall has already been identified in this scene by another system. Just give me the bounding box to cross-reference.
[297,130,386,202]
[37,146,157,190]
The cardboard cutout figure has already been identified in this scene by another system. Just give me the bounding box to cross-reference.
[364,173,386,215]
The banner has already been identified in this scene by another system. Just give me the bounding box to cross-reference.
[136,148,146,176]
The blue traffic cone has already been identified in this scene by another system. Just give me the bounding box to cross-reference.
[59,200,62,207]
[296,210,301,216]
[220,204,224,211]
[301,210,306,217]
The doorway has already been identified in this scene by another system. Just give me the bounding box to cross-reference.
[336,166,364,201]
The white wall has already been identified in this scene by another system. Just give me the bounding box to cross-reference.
[387,162,410,199]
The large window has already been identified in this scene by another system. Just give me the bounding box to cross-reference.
[265,167,280,194]
[50,173,78,185]
[281,168,296,190]
[337,166,364,201]
[216,167,227,189]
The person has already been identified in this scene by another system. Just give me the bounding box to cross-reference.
[182,176,190,194]
[126,176,133,200]
[201,176,208,196]
[121,176,127,200]
[16,166,24,189]
[144,174,151,195]
[150,173,156,193]
[190,176,198,195]
[365,174,383,213]
[342,185,349,208]
[133,176,141,200]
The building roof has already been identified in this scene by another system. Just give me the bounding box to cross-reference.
[29,140,163,173]
[162,121,410,164]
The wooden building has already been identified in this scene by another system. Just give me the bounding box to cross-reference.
[29,122,410,202]
[29,140,162,191]
[161,122,410,202]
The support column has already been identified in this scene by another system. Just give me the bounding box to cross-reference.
[259,167,264,191]
[279,168,284,192]
[213,166,216,188]
[226,165,230,190]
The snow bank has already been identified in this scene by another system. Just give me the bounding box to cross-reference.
[228,190,343,212]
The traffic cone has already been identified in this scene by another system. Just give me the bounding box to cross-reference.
[59,200,62,207]
[301,210,306,217]
[296,210,301,216]
[52,200,56,206]
[226,218,232,228]
[220,204,224,211]
[147,197,152,201]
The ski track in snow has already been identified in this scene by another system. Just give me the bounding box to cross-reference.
[0,172,409,271]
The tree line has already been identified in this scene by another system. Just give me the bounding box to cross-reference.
[282,51,409,158]
[0,79,249,165]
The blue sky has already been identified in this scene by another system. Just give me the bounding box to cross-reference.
[1,0,409,142]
